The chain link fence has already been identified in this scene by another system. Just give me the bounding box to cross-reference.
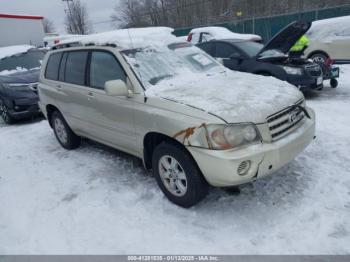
[174,4,350,41]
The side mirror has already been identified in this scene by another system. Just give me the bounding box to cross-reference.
[105,80,130,97]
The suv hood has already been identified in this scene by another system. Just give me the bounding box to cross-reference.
[257,21,312,56]
[145,70,304,124]
[0,69,40,84]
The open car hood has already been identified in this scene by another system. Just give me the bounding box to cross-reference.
[257,21,312,56]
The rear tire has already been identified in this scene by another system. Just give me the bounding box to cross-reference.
[152,142,209,208]
[0,98,14,125]
[51,110,81,150]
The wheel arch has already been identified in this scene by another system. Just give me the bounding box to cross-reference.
[307,50,330,60]
[143,132,194,170]
[46,104,60,127]
[254,70,273,77]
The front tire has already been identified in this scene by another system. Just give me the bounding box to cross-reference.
[152,142,209,208]
[51,110,81,150]
[0,98,14,125]
[330,79,338,88]
[311,53,328,64]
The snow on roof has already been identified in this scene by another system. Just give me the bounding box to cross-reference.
[307,15,350,40]
[0,45,35,60]
[177,36,188,41]
[190,26,262,41]
[59,27,179,49]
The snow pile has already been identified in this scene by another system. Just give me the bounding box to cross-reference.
[0,45,34,60]
[1,67,350,255]
[177,35,188,42]
[307,16,350,40]
[190,26,262,42]
[59,27,179,49]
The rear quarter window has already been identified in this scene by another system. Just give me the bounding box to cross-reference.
[45,52,62,80]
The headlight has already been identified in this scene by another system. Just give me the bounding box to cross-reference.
[206,124,261,150]
[282,66,303,75]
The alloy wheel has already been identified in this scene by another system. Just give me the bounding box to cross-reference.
[54,118,68,144]
[0,99,10,123]
[158,155,188,197]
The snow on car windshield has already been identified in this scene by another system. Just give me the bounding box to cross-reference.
[0,49,45,76]
[122,42,222,87]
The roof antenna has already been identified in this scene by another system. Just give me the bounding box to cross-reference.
[127,28,134,49]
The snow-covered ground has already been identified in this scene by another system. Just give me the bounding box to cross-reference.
[0,66,350,255]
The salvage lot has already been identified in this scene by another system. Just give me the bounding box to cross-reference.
[1,66,350,254]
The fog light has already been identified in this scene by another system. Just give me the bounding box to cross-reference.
[14,106,20,110]
[237,161,251,176]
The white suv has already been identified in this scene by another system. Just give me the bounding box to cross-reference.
[38,28,316,207]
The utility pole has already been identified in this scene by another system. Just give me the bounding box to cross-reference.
[62,0,74,34]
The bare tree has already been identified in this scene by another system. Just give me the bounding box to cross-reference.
[65,0,92,34]
[111,0,150,28]
[42,18,56,33]
[111,0,350,29]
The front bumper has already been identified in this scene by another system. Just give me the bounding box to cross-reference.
[188,109,316,187]
[288,75,323,91]
[8,97,40,119]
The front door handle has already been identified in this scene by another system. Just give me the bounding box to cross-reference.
[56,84,62,92]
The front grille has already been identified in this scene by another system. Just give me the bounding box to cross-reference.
[305,64,322,77]
[267,100,305,141]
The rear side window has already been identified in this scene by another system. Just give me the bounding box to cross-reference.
[45,52,62,80]
[200,33,214,43]
[65,51,88,86]
[89,51,126,90]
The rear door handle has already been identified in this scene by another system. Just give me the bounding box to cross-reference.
[87,92,94,100]
[56,84,62,91]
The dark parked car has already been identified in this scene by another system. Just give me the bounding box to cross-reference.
[0,48,45,124]
[197,21,324,92]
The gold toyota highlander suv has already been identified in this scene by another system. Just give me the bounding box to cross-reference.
[38,28,316,207]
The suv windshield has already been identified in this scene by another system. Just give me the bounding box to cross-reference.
[234,41,263,57]
[122,42,222,87]
[0,49,45,73]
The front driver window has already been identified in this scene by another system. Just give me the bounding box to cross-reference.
[90,51,126,90]
[215,43,240,58]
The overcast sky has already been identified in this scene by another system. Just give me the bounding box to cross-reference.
[0,0,118,33]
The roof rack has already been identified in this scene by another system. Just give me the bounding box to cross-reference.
[51,42,118,50]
